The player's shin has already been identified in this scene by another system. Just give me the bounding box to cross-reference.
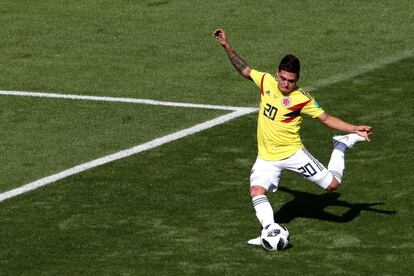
[327,133,367,184]
[327,149,344,183]
[252,195,275,227]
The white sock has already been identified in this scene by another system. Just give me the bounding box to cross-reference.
[328,149,345,182]
[252,195,274,228]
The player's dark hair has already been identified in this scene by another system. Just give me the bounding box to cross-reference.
[278,54,300,74]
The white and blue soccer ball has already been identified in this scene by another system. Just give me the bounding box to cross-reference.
[261,223,290,251]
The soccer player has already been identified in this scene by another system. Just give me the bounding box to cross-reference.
[213,28,372,245]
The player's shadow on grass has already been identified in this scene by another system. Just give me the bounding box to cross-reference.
[274,186,396,224]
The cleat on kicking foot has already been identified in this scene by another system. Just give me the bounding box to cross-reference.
[247,236,262,246]
[333,133,366,149]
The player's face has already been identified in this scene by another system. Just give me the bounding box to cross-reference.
[276,70,299,94]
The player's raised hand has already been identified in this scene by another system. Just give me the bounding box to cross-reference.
[354,125,372,142]
[213,28,228,47]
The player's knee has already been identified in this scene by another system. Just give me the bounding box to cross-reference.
[325,178,340,192]
[250,185,267,198]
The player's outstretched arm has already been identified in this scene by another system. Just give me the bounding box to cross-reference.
[213,28,252,80]
[318,112,372,141]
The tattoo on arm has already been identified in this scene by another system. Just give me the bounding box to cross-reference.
[230,52,247,73]
[225,46,251,79]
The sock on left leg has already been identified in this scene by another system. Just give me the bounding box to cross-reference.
[328,149,345,182]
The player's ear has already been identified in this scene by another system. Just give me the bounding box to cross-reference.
[275,70,280,78]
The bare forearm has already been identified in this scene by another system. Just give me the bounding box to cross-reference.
[222,44,250,76]
[319,112,373,141]
[221,43,252,79]
[319,113,356,132]
[328,117,355,132]
[213,28,252,79]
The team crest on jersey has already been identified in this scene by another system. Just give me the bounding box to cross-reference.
[281,96,292,107]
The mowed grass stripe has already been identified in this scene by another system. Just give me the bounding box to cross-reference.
[0,96,229,193]
[0,108,256,202]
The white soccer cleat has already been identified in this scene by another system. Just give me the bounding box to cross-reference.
[247,236,262,246]
[333,133,366,149]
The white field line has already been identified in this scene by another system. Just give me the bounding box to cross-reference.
[0,108,257,202]
[305,48,414,91]
[0,90,246,111]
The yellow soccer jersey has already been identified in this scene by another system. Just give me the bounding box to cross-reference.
[250,69,325,160]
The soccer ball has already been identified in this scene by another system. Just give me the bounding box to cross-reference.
[261,223,289,251]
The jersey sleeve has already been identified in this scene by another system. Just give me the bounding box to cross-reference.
[250,69,266,88]
[300,91,325,118]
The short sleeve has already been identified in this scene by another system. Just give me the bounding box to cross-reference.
[250,69,266,88]
[300,92,325,118]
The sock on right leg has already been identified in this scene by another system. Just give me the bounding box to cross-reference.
[252,195,274,228]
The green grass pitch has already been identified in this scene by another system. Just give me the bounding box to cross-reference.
[0,0,413,275]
